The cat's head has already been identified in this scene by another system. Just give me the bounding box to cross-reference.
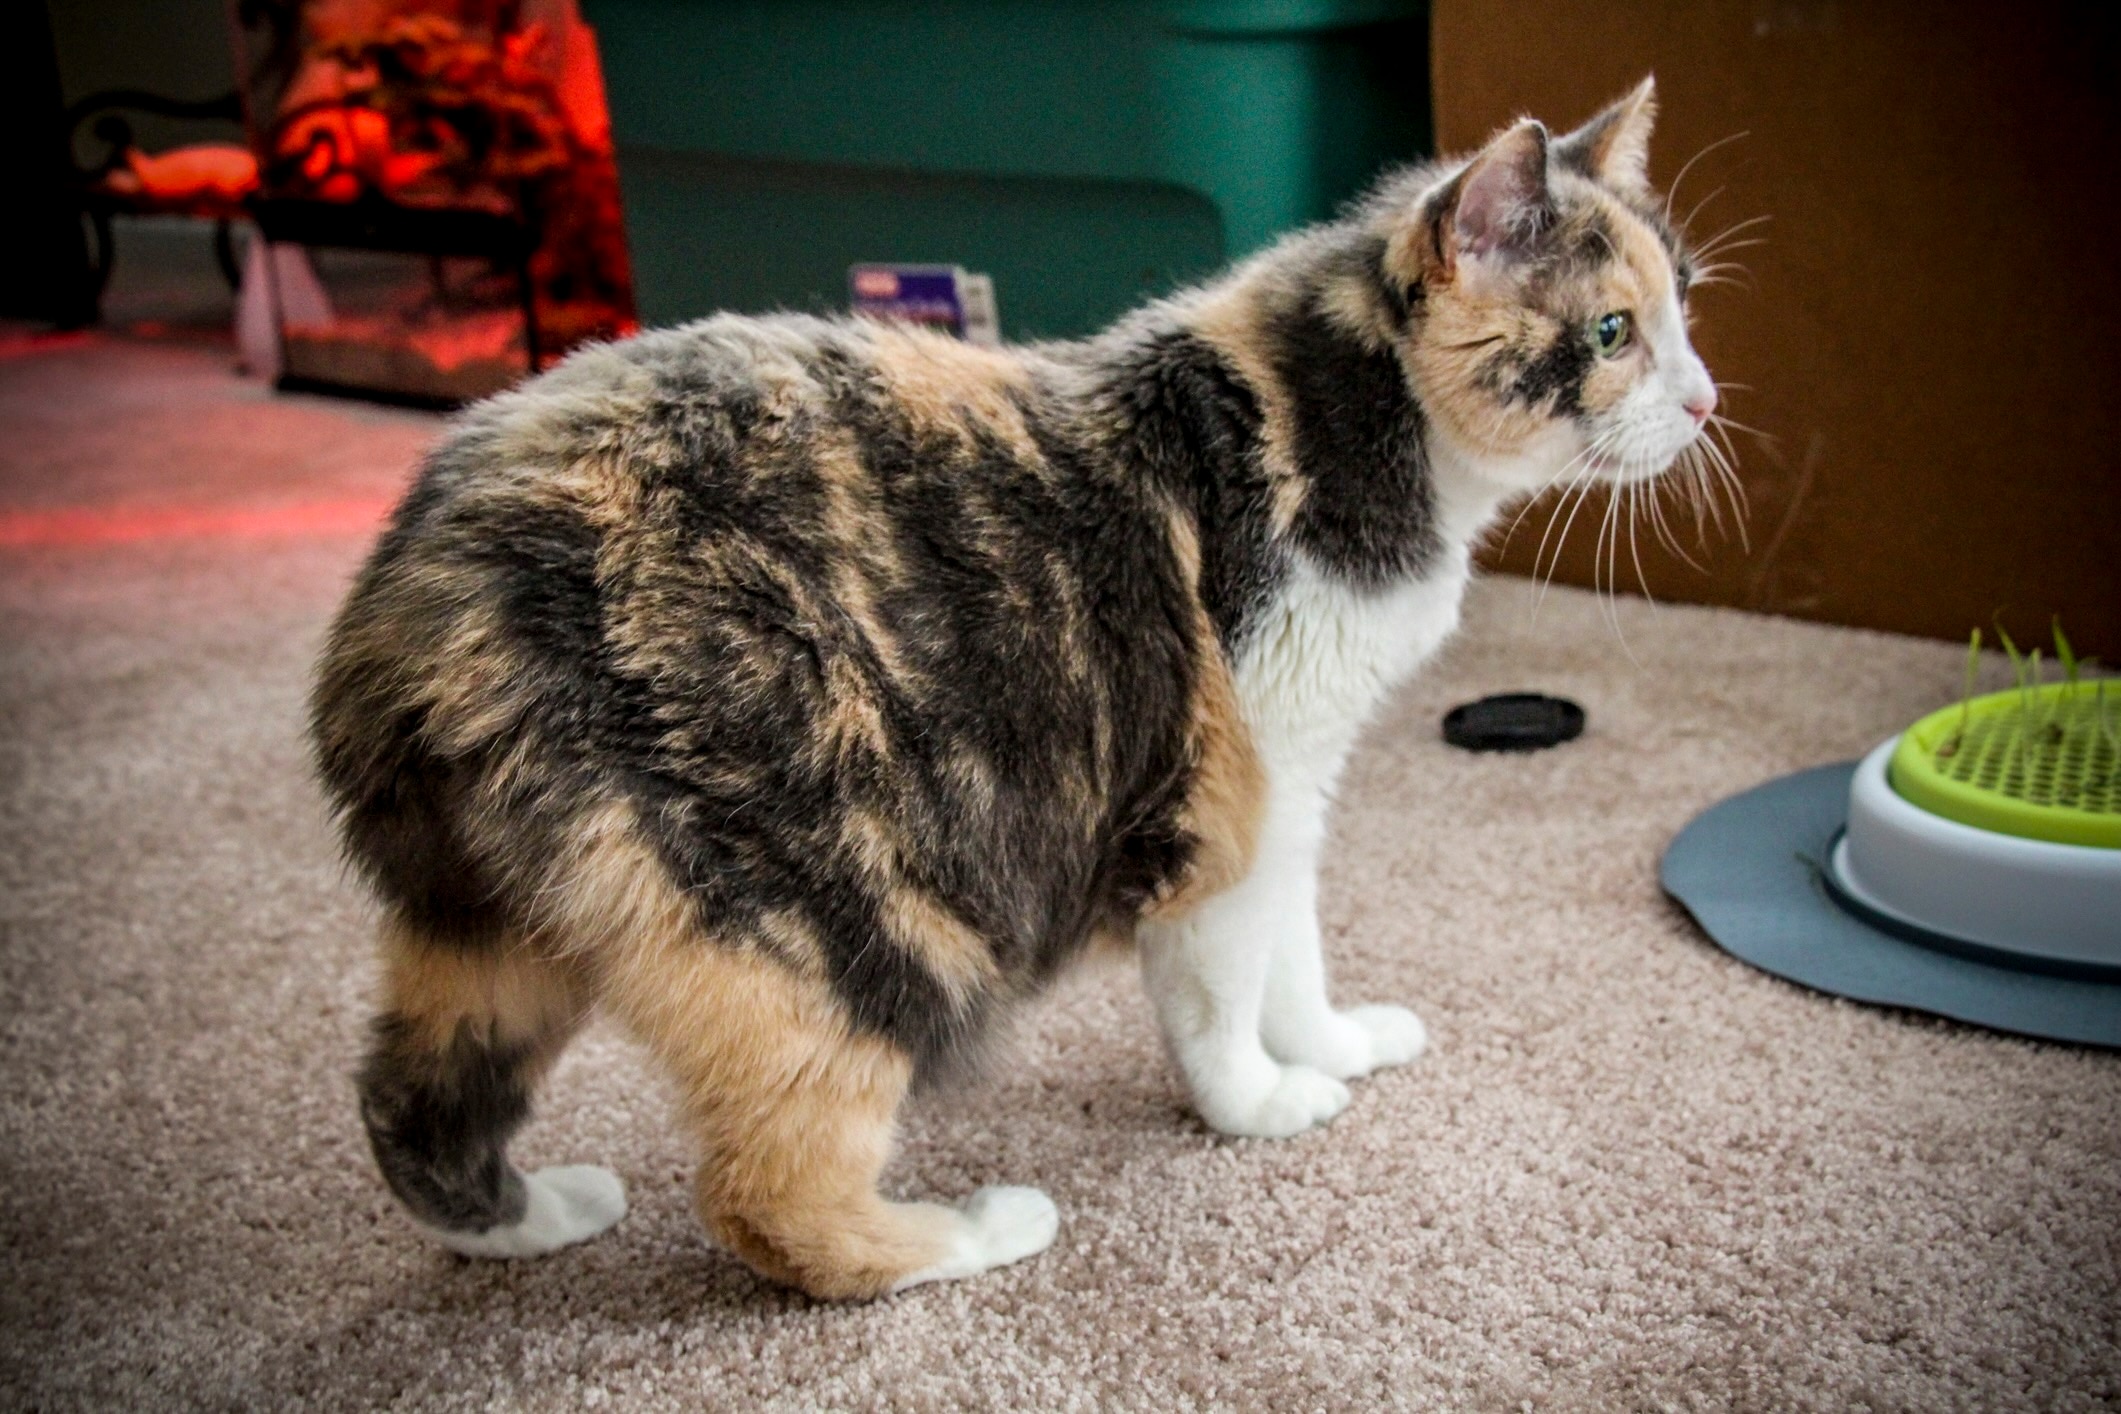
[1380,78,1716,493]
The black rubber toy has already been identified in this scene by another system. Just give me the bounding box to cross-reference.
[1442,693,1586,753]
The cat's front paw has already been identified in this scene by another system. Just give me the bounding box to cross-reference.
[1198,1061,1351,1139]
[1267,1005,1429,1080]
[1346,1004,1429,1070]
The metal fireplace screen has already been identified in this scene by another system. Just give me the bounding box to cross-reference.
[231,0,635,404]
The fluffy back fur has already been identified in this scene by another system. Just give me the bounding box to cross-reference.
[314,79,1716,1299]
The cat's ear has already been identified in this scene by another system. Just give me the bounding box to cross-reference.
[1440,120,1553,273]
[1554,75,1658,197]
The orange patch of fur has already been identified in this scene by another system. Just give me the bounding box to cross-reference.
[865,323,1040,463]
[1145,510,1266,920]
[1185,282,1311,534]
[841,806,1003,1006]
[376,917,592,1076]
[1405,276,1561,456]
[539,801,960,1299]
[1572,193,1677,420]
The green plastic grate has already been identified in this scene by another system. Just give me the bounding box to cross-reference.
[1891,683,2121,849]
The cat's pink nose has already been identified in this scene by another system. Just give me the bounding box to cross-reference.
[1683,387,1719,425]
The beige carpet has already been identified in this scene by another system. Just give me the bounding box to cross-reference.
[2,332,2116,1412]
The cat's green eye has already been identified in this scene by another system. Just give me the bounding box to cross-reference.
[1593,311,1632,356]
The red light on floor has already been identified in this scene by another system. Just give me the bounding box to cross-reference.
[0,498,395,549]
[0,330,97,360]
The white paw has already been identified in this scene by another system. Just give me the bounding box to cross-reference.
[1268,1005,1429,1080]
[420,1164,627,1260]
[1200,1062,1351,1139]
[962,1186,1061,1266]
[1347,1004,1429,1070]
[892,1186,1060,1291]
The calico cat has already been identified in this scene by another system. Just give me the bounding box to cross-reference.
[312,78,1716,1300]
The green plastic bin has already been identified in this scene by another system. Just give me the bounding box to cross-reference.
[580,0,1430,338]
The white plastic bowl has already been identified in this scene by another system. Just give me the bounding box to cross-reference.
[1829,735,2121,974]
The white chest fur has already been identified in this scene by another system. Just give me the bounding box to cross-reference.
[1234,478,1507,795]
[1235,551,1470,788]
[1136,478,1513,1139]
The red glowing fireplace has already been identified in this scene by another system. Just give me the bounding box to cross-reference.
[230,0,635,404]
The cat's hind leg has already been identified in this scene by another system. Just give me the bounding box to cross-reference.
[599,927,1056,1301]
[357,920,625,1258]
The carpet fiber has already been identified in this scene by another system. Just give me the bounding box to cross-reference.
[3,333,2116,1411]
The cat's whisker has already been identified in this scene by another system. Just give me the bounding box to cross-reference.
[1689,261,1755,287]
[1530,464,1592,599]
[1670,458,1718,562]
[1684,446,1724,545]
[1625,478,1657,601]
[1595,475,1637,658]
[1528,430,1615,582]
[1692,433,1753,553]
[1529,467,1594,597]
[1714,479,1752,554]
[1706,410,1773,446]
[1689,213,1773,254]
[1678,185,1728,239]
[1497,433,1605,556]
[1708,434,1750,504]
[1663,129,1750,229]
[1494,495,1550,558]
[1612,491,1646,667]
[1690,235,1770,265]
[1697,425,1747,498]
[1532,432,1621,615]
[1643,470,1707,571]
[1703,428,1762,548]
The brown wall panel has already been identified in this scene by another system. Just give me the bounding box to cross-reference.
[1434,1,2120,658]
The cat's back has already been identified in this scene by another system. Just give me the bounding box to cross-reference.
[358,311,1098,599]
[323,309,1070,673]
[310,310,1207,1007]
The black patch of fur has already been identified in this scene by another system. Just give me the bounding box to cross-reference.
[1266,293,1440,586]
[1327,233,1415,333]
[333,732,513,946]
[1098,328,1284,651]
[1508,333,1594,417]
[358,1013,534,1233]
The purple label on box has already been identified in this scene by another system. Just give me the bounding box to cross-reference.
[850,264,965,332]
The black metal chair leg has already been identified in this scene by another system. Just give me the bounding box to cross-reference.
[212,220,241,291]
[519,256,542,374]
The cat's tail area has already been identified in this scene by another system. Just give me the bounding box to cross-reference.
[602,929,1060,1300]
[357,804,1057,1298]
[540,803,1058,1299]
[356,920,627,1258]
